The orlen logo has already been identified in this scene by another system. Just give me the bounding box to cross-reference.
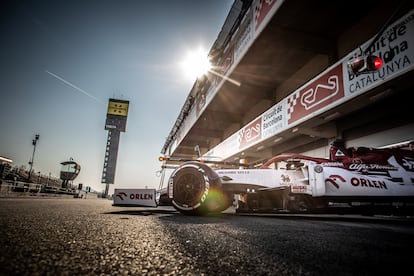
[116,192,128,200]
[325,174,346,189]
[116,192,154,200]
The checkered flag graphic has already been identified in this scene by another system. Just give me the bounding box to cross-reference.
[286,90,300,121]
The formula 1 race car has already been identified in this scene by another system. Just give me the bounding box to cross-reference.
[157,141,414,216]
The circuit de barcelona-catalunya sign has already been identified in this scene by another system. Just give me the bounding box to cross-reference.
[205,9,414,160]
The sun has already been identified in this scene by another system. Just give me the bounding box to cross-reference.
[180,47,211,81]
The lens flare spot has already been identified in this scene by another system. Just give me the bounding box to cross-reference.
[204,188,230,213]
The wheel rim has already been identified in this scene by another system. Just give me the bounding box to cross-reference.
[173,168,205,207]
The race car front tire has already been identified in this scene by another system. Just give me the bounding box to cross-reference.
[169,162,230,215]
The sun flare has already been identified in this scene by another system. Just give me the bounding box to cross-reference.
[180,47,211,81]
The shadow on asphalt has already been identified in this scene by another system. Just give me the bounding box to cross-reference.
[103,206,414,225]
[104,208,180,216]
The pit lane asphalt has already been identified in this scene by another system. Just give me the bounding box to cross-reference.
[0,197,413,275]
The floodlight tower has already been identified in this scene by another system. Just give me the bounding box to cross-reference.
[101,98,129,198]
[28,133,40,181]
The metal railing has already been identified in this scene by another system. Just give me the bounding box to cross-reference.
[0,180,77,196]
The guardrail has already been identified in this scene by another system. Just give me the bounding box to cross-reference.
[0,180,77,197]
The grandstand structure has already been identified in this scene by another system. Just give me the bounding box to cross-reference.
[0,156,85,197]
[0,162,73,196]
[161,0,414,166]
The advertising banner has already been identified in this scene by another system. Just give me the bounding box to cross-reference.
[343,9,414,97]
[253,0,285,35]
[113,189,157,207]
[262,99,287,139]
[238,117,262,150]
[205,10,414,160]
[287,64,344,125]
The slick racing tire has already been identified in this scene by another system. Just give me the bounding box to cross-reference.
[170,162,230,215]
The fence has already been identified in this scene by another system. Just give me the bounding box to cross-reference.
[0,180,78,197]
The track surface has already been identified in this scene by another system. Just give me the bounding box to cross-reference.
[0,197,413,275]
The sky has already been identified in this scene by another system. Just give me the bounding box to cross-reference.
[0,0,234,195]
